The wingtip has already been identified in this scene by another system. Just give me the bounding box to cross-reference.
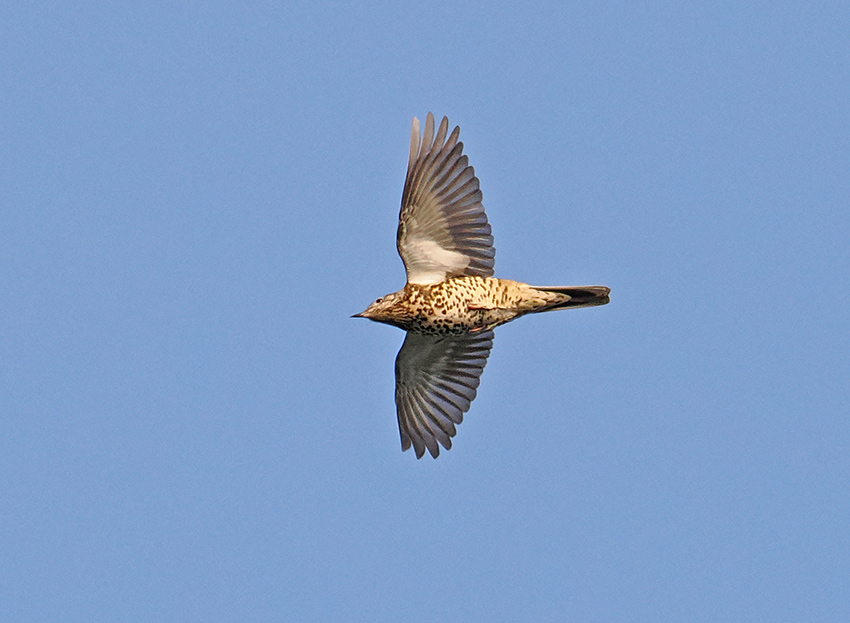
[410,117,422,165]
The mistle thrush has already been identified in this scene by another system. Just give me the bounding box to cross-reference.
[354,113,610,459]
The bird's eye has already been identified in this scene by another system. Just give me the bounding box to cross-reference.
[375,297,384,304]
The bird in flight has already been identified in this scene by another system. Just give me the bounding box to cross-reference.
[354,113,610,459]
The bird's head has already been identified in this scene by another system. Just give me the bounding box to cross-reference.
[352,291,408,328]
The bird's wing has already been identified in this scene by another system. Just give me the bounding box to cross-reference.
[394,330,494,459]
[397,113,495,285]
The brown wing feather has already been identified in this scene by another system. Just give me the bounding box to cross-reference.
[394,330,494,458]
[397,113,495,285]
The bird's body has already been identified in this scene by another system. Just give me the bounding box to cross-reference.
[355,113,610,459]
[362,276,610,335]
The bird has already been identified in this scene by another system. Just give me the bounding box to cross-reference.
[354,113,610,459]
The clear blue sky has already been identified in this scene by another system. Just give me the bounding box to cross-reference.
[2,2,848,621]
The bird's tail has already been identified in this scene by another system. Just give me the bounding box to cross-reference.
[531,285,611,311]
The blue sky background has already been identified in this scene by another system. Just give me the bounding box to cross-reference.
[2,2,848,621]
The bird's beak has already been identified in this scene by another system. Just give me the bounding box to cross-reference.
[351,312,364,318]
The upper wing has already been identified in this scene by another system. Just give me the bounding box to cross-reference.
[394,330,494,459]
[397,113,495,285]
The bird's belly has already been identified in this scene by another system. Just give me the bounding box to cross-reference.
[399,277,524,335]
[405,305,516,335]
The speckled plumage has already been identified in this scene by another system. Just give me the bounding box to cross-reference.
[362,276,608,335]
[354,113,610,459]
